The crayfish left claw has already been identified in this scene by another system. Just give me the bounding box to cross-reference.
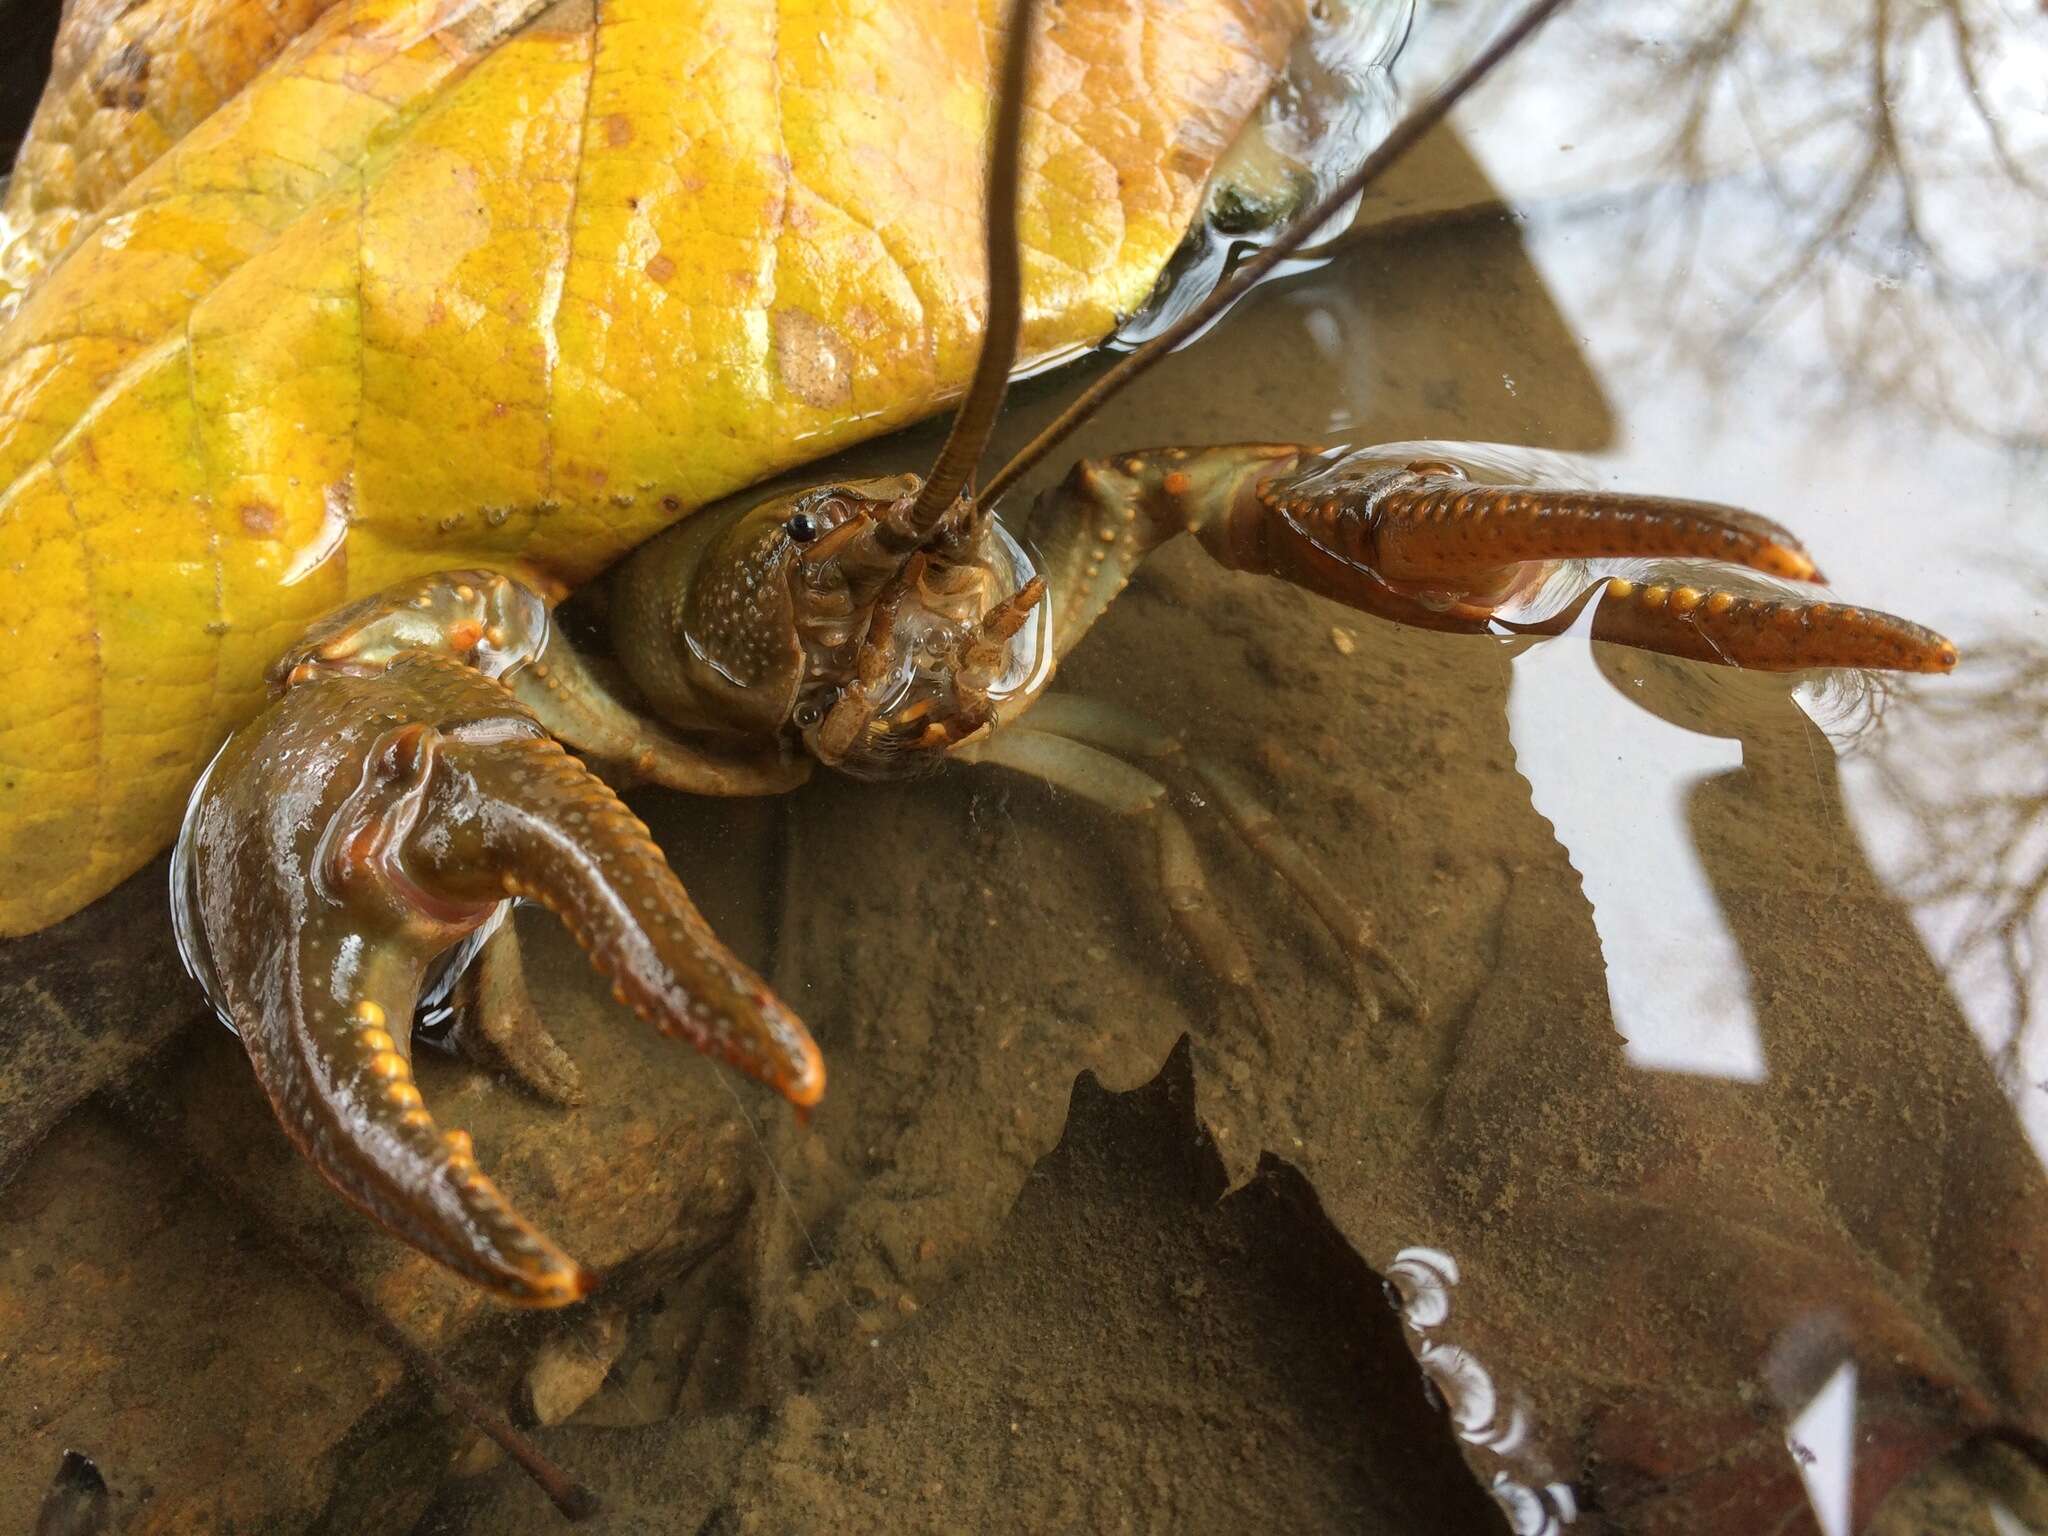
[1367,473,1827,588]
[174,649,821,1304]
[1250,452,1960,673]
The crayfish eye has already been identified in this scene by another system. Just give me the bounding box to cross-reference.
[785,511,821,543]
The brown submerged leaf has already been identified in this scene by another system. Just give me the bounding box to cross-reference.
[1252,654,2048,1533]
[712,1039,1511,1535]
[763,524,2048,1532]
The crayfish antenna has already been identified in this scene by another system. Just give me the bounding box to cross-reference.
[892,0,1040,544]
[974,0,1578,511]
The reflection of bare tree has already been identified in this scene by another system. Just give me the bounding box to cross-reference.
[1590,0,2048,450]
[1858,605,2048,1085]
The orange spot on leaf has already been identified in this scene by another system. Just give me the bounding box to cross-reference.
[771,308,854,410]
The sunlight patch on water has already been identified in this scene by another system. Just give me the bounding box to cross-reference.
[1506,614,1765,1082]
[1787,1359,1858,1536]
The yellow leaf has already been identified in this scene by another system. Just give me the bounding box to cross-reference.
[0,0,1305,934]
[0,0,333,307]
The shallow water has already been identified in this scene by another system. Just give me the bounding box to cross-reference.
[5,2,2048,1532]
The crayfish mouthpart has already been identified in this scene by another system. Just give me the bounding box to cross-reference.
[794,519,1053,778]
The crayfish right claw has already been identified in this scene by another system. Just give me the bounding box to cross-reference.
[174,650,821,1304]
[1202,447,1961,676]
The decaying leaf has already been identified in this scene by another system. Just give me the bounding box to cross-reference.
[715,1040,1512,1534]
[447,1040,1517,1534]
[1247,661,2048,1533]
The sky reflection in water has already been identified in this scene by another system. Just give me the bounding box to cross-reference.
[1368,4,2048,1528]
[1406,0,2048,1129]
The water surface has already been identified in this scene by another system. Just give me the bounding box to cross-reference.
[5,3,2047,1532]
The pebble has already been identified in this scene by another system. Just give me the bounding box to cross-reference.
[524,1308,628,1427]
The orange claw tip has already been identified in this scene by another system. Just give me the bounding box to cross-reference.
[1855,610,1959,674]
[781,1036,829,1111]
[501,1257,601,1309]
[1916,633,1961,674]
[1757,543,1821,583]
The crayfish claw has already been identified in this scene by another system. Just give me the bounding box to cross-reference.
[1558,576,1961,674]
[1189,446,1960,675]
[174,647,821,1302]
[292,977,596,1307]
[1369,476,1827,589]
